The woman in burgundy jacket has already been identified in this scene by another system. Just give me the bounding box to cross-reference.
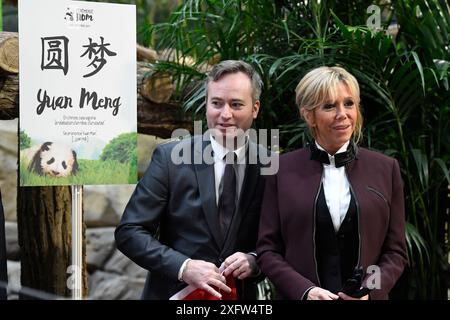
[257,66,407,300]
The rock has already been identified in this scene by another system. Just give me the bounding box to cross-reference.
[84,185,135,227]
[104,249,147,279]
[84,189,118,227]
[0,119,18,222]
[7,260,20,300]
[106,186,135,222]
[5,221,19,260]
[88,270,144,300]
[86,228,115,271]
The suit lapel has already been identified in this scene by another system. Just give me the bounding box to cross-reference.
[193,138,222,249]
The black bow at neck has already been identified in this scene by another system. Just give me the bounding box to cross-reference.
[309,140,358,168]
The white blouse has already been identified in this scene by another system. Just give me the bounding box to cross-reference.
[316,141,351,232]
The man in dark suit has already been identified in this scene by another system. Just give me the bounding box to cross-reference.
[115,60,272,299]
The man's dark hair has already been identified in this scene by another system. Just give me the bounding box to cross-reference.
[206,60,263,103]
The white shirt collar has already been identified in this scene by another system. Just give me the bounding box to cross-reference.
[315,140,350,167]
[316,141,351,232]
[210,134,247,164]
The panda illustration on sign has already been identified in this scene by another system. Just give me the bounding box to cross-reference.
[22,142,78,177]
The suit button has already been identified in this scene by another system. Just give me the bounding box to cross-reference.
[218,257,224,264]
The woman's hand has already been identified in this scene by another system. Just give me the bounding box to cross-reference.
[221,252,258,280]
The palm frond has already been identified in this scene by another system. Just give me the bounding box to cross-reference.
[406,222,430,266]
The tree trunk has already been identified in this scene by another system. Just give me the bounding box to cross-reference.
[0,73,19,120]
[0,32,19,75]
[17,186,87,298]
[137,61,192,137]
[140,71,174,104]
[136,44,158,62]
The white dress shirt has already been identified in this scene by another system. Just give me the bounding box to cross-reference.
[316,141,351,233]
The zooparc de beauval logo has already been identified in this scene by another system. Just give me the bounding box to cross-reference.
[64,5,94,28]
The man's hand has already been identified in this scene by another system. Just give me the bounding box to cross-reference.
[181,259,231,299]
[221,252,258,280]
[337,292,369,300]
[307,287,339,300]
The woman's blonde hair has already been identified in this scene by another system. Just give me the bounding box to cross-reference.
[295,66,363,144]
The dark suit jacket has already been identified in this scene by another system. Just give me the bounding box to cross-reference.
[257,146,407,300]
[115,135,268,299]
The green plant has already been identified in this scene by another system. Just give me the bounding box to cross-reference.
[100,132,137,164]
[19,130,31,150]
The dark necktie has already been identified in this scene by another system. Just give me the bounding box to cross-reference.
[218,152,237,241]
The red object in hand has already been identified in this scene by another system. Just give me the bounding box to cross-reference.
[170,275,237,300]
[218,274,237,300]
